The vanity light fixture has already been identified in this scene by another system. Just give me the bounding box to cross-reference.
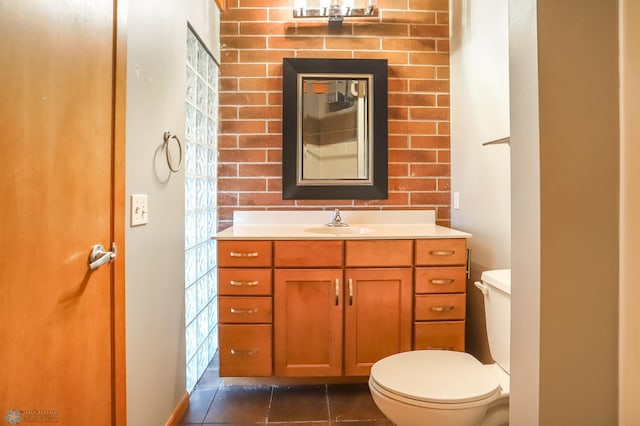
[293,0,378,27]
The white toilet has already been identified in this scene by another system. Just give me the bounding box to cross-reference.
[369,269,511,426]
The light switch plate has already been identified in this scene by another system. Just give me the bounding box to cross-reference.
[453,192,460,210]
[131,194,148,226]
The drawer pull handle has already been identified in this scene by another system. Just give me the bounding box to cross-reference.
[430,279,454,285]
[335,278,340,306]
[230,349,259,357]
[430,305,455,312]
[426,346,454,351]
[348,278,353,306]
[230,307,259,315]
[430,250,455,256]
[229,280,259,287]
[229,251,259,258]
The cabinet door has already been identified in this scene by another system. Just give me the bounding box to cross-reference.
[274,269,343,376]
[344,268,413,376]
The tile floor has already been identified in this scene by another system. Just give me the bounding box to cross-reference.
[180,354,394,425]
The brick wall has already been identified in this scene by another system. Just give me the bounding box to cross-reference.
[218,0,451,229]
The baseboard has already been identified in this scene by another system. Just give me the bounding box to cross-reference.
[165,392,190,426]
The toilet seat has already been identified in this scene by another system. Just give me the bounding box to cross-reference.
[370,350,502,409]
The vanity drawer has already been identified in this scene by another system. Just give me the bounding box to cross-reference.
[219,297,272,323]
[415,267,467,294]
[345,240,413,267]
[274,240,343,267]
[414,321,465,352]
[219,268,272,296]
[218,240,272,267]
[219,324,272,376]
[415,294,466,321]
[415,239,467,266]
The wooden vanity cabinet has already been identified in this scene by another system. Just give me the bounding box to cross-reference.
[413,239,467,352]
[217,237,468,378]
[217,240,273,377]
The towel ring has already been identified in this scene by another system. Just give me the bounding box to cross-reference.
[163,131,183,173]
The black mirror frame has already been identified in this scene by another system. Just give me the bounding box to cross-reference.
[282,58,388,200]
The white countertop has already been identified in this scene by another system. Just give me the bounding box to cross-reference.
[214,210,472,240]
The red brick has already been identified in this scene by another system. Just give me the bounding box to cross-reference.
[410,107,449,120]
[218,148,267,163]
[410,24,449,38]
[218,177,268,191]
[411,192,451,205]
[219,92,267,106]
[239,134,282,148]
[389,177,437,191]
[239,77,282,91]
[239,106,281,119]
[220,120,267,134]
[221,8,268,22]
[221,36,267,49]
[239,192,295,206]
[383,10,436,24]
[389,149,437,163]
[239,163,281,177]
[388,120,437,135]
[382,38,436,52]
[389,107,409,121]
[412,135,449,149]
[410,0,449,11]
[438,178,451,191]
[410,163,450,176]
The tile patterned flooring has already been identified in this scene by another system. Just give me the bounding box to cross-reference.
[180,355,394,425]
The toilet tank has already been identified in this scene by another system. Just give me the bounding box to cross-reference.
[479,269,511,374]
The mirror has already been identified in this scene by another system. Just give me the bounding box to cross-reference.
[282,58,388,199]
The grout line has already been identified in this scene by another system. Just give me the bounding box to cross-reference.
[265,384,275,423]
[325,384,332,425]
[201,383,220,424]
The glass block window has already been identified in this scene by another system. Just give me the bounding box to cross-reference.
[185,26,219,393]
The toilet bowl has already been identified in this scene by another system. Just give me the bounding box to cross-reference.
[369,269,511,426]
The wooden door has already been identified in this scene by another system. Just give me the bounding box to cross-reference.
[0,1,126,425]
[274,269,343,376]
[344,268,413,376]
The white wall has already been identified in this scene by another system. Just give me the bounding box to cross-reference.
[449,0,511,362]
[508,1,541,423]
[619,0,640,423]
[125,1,219,424]
[510,0,619,424]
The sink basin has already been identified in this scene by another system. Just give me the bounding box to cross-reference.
[304,226,375,235]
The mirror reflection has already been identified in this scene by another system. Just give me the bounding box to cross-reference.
[301,76,371,182]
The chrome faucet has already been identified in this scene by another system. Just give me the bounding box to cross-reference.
[326,209,348,227]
